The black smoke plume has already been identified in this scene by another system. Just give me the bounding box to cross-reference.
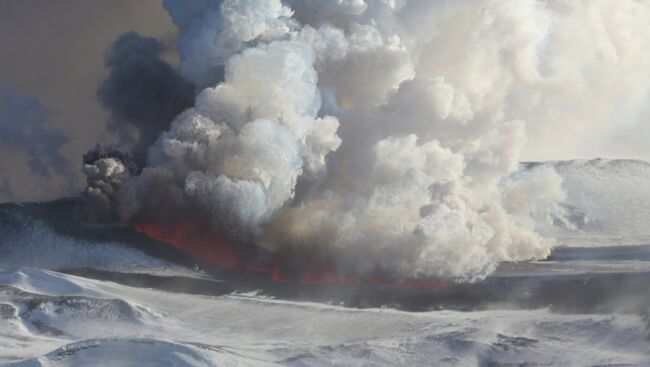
[80,145,137,225]
[97,31,194,166]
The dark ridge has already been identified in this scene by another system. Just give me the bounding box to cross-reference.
[0,198,204,271]
[520,158,650,170]
[547,245,650,262]
[60,269,237,297]
[60,268,650,315]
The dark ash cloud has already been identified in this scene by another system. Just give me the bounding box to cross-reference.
[80,144,138,224]
[97,31,194,166]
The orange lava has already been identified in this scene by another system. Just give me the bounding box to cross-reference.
[134,219,460,290]
[134,218,240,271]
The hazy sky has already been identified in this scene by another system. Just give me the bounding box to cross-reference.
[0,0,176,202]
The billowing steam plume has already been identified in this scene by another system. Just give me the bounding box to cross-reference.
[83,0,650,280]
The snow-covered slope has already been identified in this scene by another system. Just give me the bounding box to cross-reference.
[1,268,648,367]
[535,159,650,246]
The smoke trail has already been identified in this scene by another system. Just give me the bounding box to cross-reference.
[0,178,11,198]
[85,0,650,280]
[97,32,195,166]
[0,81,68,176]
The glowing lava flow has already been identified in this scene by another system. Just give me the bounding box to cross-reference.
[134,219,458,289]
[134,218,240,271]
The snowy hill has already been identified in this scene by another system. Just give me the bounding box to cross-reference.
[2,268,649,367]
[533,159,650,246]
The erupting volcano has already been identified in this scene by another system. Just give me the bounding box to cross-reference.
[3,0,650,365]
[72,0,650,287]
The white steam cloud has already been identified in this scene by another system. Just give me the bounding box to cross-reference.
[103,0,650,280]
